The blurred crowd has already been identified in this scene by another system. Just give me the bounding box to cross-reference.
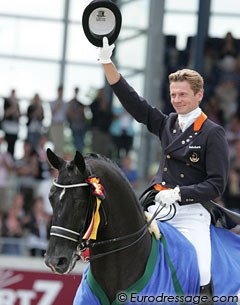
[198,32,240,215]
[0,32,240,256]
[0,84,138,257]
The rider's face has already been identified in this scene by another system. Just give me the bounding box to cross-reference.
[169,81,203,115]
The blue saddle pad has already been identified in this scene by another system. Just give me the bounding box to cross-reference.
[73,222,240,305]
[210,225,240,303]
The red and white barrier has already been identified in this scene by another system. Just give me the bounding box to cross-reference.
[0,256,87,305]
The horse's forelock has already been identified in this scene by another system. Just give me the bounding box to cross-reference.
[58,160,84,182]
[66,160,75,170]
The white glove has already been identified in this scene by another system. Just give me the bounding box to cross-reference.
[154,187,181,208]
[98,37,115,64]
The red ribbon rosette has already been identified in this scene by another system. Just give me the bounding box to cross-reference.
[86,176,105,199]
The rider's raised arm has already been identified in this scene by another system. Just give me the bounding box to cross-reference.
[98,37,167,137]
[103,63,120,85]
[98,37,120,85]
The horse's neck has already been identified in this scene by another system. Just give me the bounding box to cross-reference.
[90,184,152,303]
[90,233,151,303]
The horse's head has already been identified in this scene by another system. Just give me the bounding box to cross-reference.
[45,149,149,276]
[45,148,93,274]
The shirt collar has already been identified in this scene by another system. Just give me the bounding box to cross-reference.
[178,107,202,132]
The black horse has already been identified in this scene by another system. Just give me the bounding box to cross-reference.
[45,149,240,305]
[45,149,155,301]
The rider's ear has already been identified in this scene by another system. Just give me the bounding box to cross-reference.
[74,151,86,174]
[46,148,64,170]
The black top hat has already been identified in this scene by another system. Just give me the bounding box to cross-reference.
[82,0,122,47]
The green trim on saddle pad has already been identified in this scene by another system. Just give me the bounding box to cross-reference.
[87,235,158,305]
[161,234,186,305]
[87,234,185,305]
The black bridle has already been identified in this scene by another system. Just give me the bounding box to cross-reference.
[50,179,163,261]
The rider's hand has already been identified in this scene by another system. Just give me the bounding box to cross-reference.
[98,37,115,64]
[154,187,181,208]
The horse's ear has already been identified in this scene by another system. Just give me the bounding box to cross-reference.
[74,151,86,173]
[46,148,64,170]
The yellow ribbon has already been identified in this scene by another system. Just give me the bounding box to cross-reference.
[83,176,105,240]
[83,197,102,240]
[88,197,101,240]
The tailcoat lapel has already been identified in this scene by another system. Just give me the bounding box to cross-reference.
[165,112,207,154]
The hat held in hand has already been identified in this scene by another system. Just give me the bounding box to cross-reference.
[82,0,122,47]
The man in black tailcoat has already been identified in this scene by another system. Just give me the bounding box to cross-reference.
[96,37,240,301]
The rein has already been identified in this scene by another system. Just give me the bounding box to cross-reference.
[82,205,164,261]
[81,222,150,261]
[50,178,163,261]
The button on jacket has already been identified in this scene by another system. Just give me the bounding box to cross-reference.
[111,76,229,205]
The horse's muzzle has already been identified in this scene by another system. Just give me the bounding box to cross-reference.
[44,254,76,274]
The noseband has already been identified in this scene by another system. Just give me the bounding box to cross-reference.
[50,178,160,261]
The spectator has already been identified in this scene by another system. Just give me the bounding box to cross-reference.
[214,77,238,125]
[11,193,28,223]
[1,207,23,255]
[90,88,112,157]
[0,211,3,236]
[224,139,240,213]
[35,134,51,181]
[15,141,39,213]
[66,87,87,153]
[49,85,67,156]
[120,154,139,189]
[219,32,239,60]
[225,115,240,158]
[202,94,224,126]
[203,39,217,78]
[217,33,239,84]
[235,55,240,89]
[24,196,50,257]
[26,93,44,150]
[110,105,134,159]
[0,130,15,213]
[2,89,21,158]
[36,167,58,217]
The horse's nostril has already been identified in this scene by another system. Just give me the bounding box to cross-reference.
[45,255,69,273]
[57,257,68,267]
